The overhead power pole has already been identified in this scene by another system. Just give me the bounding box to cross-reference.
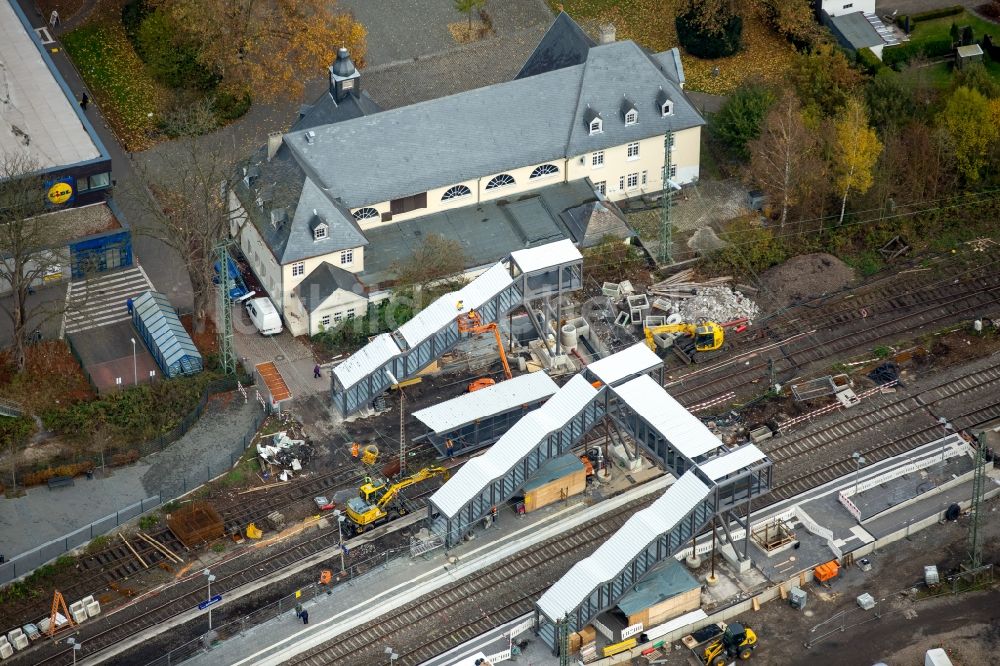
[659,130,674,266]
[216,242,236,375]
[966,431,988,572]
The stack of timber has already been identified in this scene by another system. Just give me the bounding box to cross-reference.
[648,270,732,299]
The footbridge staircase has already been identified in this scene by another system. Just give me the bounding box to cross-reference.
[331,240,583,416]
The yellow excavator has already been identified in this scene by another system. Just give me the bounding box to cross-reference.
[344,466,450,534]
[702,622,758,664]
[644,321,726,364]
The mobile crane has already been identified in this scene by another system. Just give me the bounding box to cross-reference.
[643,321,726,364]
[344,466,450,534]
[458,310,513,392]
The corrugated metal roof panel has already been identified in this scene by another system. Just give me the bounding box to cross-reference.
[587,343,662,386]
[412,371,558,433]
[700,444,767,481]
[536,471,710,620]
[612,375,722,460]
[429,374,599,517]
[510,239,582,273]
[332,333,401,390]
[397,263,513,348]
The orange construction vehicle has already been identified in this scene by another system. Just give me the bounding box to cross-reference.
[458,310,512,392]
[814,560,840,584]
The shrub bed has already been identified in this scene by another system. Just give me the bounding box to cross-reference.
[21,462,94,487]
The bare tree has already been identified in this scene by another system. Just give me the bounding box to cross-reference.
[389,233,468,293]
[748,91,812,230]
[128,139,243,333]
[0,154,68,371]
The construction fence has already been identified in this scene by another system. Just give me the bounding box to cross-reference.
[0,392,266,585]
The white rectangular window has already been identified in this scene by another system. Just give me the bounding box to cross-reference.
[592,151,604,168]
[627,172,639,190]
[291,261,304,277]
[314,226,327,240]
[627,142,639,160]
[334,312,343,323]
[670,164,677,178]
[89,172,110,189]
[641,171,647,185]
[320,314,331,327]
[618,175,625,191]
[594,181,606,195]
[340,249,353,265]
[346,308,356,319]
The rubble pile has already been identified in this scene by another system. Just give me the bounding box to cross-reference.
[677,286,759,324]
[257,431,315,477]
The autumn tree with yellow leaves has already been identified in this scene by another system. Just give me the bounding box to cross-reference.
[936,86,1000,184]
[749,90,814,230]
[153,0,366,102]
[831,98,882,225]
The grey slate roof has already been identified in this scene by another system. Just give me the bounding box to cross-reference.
[284,40,704,209]
[295,262,364,312]
[362,23,549,110]
[515,11,595,80]
[359,180,631,287]
[233,146,368,265]
[828,12,885,49]
[291,90,382,133]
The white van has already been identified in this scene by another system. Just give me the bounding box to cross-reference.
[245,297,283,335]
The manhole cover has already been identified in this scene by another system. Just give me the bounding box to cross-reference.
[275,355,285,361]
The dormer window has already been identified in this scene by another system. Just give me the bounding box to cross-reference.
[621,95,638,126]
[310,209,329,241]
[661,101,673,116]
[656,87,674,117]
[625,110,638,125]
[314,224,328,240]
[584,105,603,135]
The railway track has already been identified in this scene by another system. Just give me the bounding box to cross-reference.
[17,483,443,666]
[759,362,1000,504]
[669,274,1000,407]
[284,498,648,666]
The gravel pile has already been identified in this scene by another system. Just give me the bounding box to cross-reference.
[678,286,760,324]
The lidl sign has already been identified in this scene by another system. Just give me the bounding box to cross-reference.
[45,178,74,205]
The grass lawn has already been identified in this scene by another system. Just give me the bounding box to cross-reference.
[62,9,169,151]
[897,60,955,90]
[910,10,1000,47]
[552,0,797,95]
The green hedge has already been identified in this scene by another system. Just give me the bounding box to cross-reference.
[856,47,885,75]
[882,37,953,68]
[911,5,964,22]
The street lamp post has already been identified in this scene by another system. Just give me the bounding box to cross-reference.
[385,647,398,665]
[130,337,137,385]
[67,637,81,665]
[852,451,867,499]
[333,510,346,573]
[204,568,217,630]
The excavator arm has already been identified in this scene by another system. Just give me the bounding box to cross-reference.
[376,466,450,509]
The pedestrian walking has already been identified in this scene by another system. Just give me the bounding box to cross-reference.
[80,93,89,111]
[300,609,309,624]
[126,297,134,315]
[294,602,303,619]
[313,363,322,379]
[49,10,59,28]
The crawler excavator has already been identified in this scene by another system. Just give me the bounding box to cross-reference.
[344,466,450,534]
[458,310,513,392]
[643,321,726,364]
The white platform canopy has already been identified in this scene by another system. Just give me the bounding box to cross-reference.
[612,374,723,461]
[587,342,661,387]
[700,444,767,481]
[509,239,582,274]
[430,374,598,517]
[412,371,559,434]
[536,470,711,620]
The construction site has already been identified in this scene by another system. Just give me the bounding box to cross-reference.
[2,238,1000,666]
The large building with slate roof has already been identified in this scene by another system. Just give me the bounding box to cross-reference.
[230,13,705,337]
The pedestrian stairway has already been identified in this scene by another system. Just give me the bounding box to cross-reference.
[63,266,153,335]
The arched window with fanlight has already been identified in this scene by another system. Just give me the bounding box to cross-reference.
[485,174,515,190]
[352,207,380,221]
[441,184,472,201]
[529,164,559,180]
